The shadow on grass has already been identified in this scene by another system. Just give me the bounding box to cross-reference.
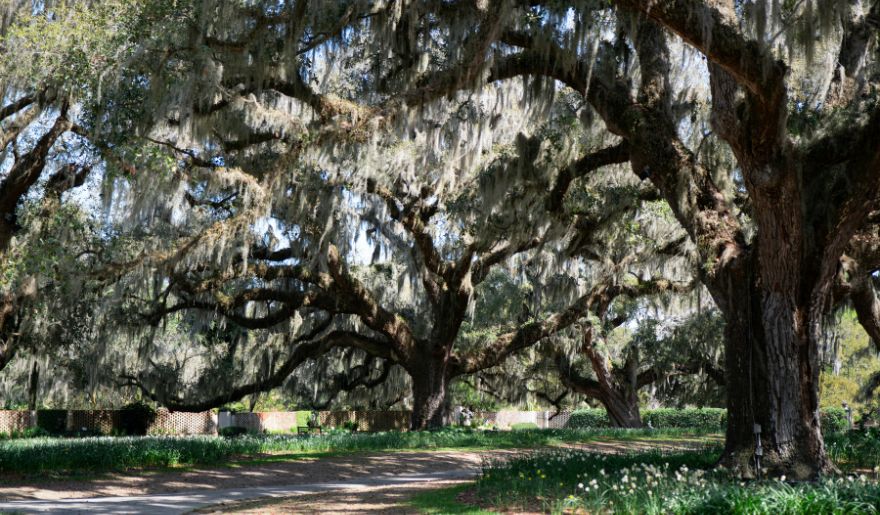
[223,451,337,467]
[406,484,493,514]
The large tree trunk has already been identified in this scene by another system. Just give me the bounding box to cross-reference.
[710,264,831,479]
[408,358,450,430]
[555,326,644,428]
[599,390,642,428]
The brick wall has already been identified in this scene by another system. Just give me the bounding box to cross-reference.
[0,409,217,435]
[0,410,35,434]
[0,409,574,435]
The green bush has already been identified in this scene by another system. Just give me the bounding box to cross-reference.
[643,408,726,429]
[566,409,612,428]
[568,407,848,432]
[342,420,359,432]
[510,422,539,430]
[820,407,850,433]
[117,401,157,436]
[219,426,248,437]
[295,410,312,427]
[36,410,68,436]
[566,408,726,429]
[826,427,880,470]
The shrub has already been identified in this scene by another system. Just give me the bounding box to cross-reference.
[566,408,726,429]
[820,407,850,433]
[342,420,359,432]
[219,426,248,437]
[117,401,157,436]
[23,427,50,438]
[295,410,312,427]
[36,410,68,436]
[566,409,612,428]
[567,407,849,432]
[642,408,726,429]
[510,422,539,430]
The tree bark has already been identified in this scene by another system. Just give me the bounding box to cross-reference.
[408,356,451,430]
[600,390,643,428]
[709,263,831,479]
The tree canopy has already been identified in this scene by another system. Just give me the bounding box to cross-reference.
[1,0,880,479]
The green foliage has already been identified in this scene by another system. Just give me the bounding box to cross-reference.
[820,407,850,434]
[566,409,612,428]
[476,448,880,514]
[511,422,540,430]
[566,408,727,429]
[35,410,67,436]
[820,310,880,411]
[407,484,493,514]
[643,408,727,430]
[567,407,848,433]
[826,428,880,471]
[0,427,49,439]
[117,401,157,436]
[293,410,310,427]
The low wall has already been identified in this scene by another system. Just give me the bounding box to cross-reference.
[472,410,569,429]
[0,410,35,434]
[0,409,217,435]
[0,408,573,435]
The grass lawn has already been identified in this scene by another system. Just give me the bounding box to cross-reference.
[407,484,494,514]
[0,427,717,475]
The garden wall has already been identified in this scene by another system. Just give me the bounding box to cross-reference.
[10,407,838,435]
[0,409,218,435]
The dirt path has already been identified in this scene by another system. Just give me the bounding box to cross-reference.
[0,436,719,513]
[196,478,471,514]
[0,450,494,501]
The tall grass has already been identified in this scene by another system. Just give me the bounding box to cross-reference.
[827,428,880,471]
[0,427,714,474]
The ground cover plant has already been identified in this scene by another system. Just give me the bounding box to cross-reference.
[0,427,715,474]
[827,428,880,472]
[466,433,880,514]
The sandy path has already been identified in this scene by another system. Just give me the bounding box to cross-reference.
[196,478,471,514]
[0,451,494,501]
[0,436,719,513]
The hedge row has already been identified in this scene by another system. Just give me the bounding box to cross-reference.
[566,407,851,433]
[566,408,726,429]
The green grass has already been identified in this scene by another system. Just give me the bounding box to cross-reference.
[407,484,493,514]
[0,427,716,475]
[472,443,880,514]
[827,428,880,471]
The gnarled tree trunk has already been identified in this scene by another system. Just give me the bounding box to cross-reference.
[710,262,831,479]
[556,326,644,428]
[408,356,451,430]
[599,389,642,428]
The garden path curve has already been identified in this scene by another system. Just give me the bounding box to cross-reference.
[0,438,714,513]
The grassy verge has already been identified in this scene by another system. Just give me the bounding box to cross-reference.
[470,441,880,514]
[407,484,493,514]
[0,427,715,475]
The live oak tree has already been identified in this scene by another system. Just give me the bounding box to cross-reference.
[555,310,726,427]
[0,1,123,373]
[8,0,880,477]
[366,0,880,477]
[27,0,658,429]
